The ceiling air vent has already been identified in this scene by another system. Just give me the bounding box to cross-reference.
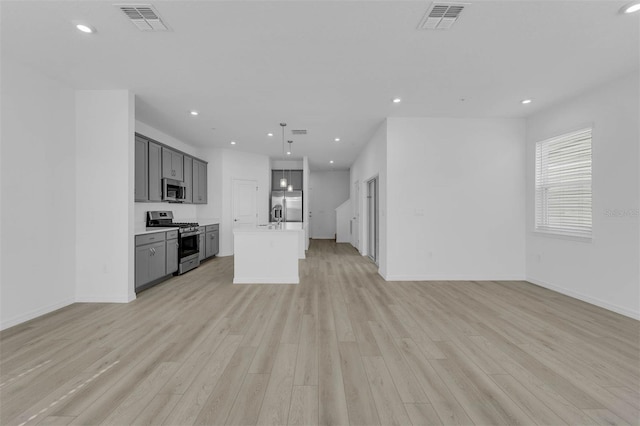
[116,4,169,31]
[291,130,307,135]
[418,2,468,30]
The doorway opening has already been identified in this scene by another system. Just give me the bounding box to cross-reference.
[366,176,379,264]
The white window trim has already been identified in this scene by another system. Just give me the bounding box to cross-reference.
[534,127,593,241]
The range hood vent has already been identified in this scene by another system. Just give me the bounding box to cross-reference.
[418,2,468,30]
[116,4,169,31]
[291,130,307,135]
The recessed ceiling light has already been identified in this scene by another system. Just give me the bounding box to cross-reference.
[267,133,274,137]
[76,24,95,33]
[190,110,199,116]
[230,141,236,145]
[329,160,334,164]
[392,97,402,103]
[622,1,640,13]
[286,151,291,155]
[334,138,340,142]
[521,99,532,105]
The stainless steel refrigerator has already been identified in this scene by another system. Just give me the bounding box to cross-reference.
[271,191,303,222]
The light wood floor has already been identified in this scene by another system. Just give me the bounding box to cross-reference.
[1,240,639,426]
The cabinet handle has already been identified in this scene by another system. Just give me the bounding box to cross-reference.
[176,242,179,247]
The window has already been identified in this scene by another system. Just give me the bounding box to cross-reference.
[535,128,592,239]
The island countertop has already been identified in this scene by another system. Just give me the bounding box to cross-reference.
[233,223,303,233]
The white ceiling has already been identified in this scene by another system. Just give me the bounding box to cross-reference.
[2,1,638,170]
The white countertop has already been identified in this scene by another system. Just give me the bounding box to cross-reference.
[134,227,179,236]
[199,222,220,227]
[233,223,301,233]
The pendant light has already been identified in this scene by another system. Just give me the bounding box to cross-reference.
[287,141,293,192]
[279,123,287,188]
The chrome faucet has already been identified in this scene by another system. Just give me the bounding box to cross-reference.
[271,204,283,226]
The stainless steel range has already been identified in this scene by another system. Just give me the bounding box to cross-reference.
[147,211,202,275]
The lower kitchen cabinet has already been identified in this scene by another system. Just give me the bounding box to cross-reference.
[198,228,206,262]
[135,231,173,292]
[205,224,219,258]
[166,236,179,274]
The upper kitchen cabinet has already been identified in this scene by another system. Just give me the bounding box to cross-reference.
[134,132,207,204]
[134,136,148,201]
[162,147,184,181]
[148,141,163,201]
[193,159,207,204]
[183,156,193,203]
[272,169,303,191]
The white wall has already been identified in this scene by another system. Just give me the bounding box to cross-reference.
[309,170,350,239]
[350,120,388,275]
[198,148,270,256]
[385,117,526,281]
[336,200,352,243]
[272,159,303,171]
[75,90,135,303]
[526,72,640,319]
[133,120,201,228]
[0,59,76,329]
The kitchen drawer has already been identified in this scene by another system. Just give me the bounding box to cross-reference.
[166,230,179,240]
[180,257,199,274]
[136,233,166,246]
[197,226,205,233]
[205,224,219,232]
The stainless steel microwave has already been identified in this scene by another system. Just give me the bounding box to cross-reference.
[162,178,186,202]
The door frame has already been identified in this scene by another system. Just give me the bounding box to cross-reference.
[366,176,379,265]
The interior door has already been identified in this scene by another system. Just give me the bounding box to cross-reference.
[352,180,360,249]
[367,177,378,264]
[233,179,257,227]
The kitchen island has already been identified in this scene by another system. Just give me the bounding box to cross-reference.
[233,223,304,284]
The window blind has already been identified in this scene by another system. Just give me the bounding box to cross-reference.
[535,128,592,238]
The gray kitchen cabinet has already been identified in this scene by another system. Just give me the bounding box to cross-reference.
[272,169,303,191]
[162,148,184,181]
[166,235,179,274]
[134,133,206,204]
[198,227,206,262]
[205,224,219,258]
[183,156,193,203]
[148,141,162,201]
[135,232,167,291]
[193,159,208,204]
[135,136,148,201]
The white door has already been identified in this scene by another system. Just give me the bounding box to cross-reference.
[367,177,378,264]
[352,180,360,249]
[233,179,257,227]
[309,184,325,239]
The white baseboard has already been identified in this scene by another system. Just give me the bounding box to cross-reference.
[0,298,74,331]
[382,274,526,281]
[75,295,133,303]
[233,277,299,284]
[527,277,640,320]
